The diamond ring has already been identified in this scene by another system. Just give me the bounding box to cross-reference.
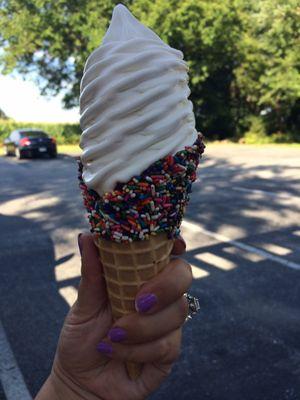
[184,293,200,321]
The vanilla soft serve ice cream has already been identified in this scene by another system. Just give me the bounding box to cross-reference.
[80,4,197,195]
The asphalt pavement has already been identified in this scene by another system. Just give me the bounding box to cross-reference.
[0,144,299,400]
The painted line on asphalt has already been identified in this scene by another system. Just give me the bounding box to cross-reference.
[191,265,210,279]
[0,321,32,400]
[182,220,300,271]
[194,182,299,202]
[232,186,297,200]
[59,286,78,307]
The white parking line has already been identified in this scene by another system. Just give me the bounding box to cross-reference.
[182,220,300,271]
[259,243,292,256]
[195,252,236,271]
[59,286,78,307]
[191,265,210,279]
[0,321,32,400]
[232,186,296,200]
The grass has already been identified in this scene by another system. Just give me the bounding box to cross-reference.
[57,144,81,154]
[0,144,81,157]
[1,142,299,157]
[207,140,300,147]
[0,144,81,156]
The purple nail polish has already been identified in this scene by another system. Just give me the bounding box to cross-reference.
[97,342,112,355]
[136,293,157,313]
[108,327,127,342]
[77,233,83,256]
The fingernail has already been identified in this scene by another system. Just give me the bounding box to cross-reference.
[96,342,112,355]
[108,327,127,342]
[77,233,83,256]
[135,293,158,313]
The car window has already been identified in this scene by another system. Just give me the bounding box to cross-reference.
[20,131,48,138]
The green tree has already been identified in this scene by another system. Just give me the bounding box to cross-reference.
[1,0,299,139]
[131,0,243,138]
[0,0,243,137]
[0,108,8,119]
[0,0,131,107]
[234,0,300,135]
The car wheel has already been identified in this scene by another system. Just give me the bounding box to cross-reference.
[4,146,10,156]
[15,148,24,160]
[50,151,57,158]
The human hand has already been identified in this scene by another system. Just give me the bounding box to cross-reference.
[36,233,192,400]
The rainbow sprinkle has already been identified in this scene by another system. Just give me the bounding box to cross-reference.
[78,133,205,243]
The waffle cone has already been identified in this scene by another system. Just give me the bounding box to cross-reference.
[95,233,174,379]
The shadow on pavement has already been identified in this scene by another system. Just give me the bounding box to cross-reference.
[0,151,300,399]
[150,228,300,400]
[189,156,300,231]
[149,153,300,399]
[0,213,80,395]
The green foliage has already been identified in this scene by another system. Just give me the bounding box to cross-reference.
[131,0,242,138]
[0,0,299,141]
[0,0,129,107]
[245,115,267,137]
[242,130,299,144]
[240,115,299,144]
[0,108,8,119]
[0,119,80,144]
[234,0,300,136]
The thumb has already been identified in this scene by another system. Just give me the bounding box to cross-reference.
[73,233,108,319]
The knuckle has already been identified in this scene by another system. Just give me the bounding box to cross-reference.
[181,259,193,285]
[172,258,193,286]
[111,343,134,362]
[158,332,182,363]
[185,261,193,281]
[170,330,182,362]
[158,338,173,362]
[125,315,147,343]
[177,296,189,324]
[135,321,148,343]
[124,345,136,362]
[169,342,181,363]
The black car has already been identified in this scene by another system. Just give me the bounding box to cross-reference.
[4,129,57,159]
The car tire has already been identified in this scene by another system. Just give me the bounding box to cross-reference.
[15,148,24,160]
[50,151,57,158]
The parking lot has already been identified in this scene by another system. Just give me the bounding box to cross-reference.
[0,144,299,400]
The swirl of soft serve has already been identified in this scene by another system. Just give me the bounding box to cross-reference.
[80,4,197,196]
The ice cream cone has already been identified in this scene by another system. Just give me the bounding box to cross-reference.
[78,4,205,383]
[95,232,174,379]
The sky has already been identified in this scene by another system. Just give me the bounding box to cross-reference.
[0,74,79,123]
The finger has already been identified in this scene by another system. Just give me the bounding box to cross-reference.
[97,329,182,364]
[171,235,186,256]
[135,258,192,314]
[107,296,188,345]
[73,233,108,318]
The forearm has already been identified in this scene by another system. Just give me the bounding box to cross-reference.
[35,371,101,400]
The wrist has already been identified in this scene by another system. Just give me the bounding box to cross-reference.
[51,366,102,400]
[36,368,101,400]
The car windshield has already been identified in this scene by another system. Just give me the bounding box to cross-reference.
[20,131,48,138]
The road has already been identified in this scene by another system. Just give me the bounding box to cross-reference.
[0,144,300,400]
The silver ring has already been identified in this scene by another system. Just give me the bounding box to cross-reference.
[184,293,200,321]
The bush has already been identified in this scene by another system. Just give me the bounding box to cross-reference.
[240,115,299,144]
[0,119,81,144]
